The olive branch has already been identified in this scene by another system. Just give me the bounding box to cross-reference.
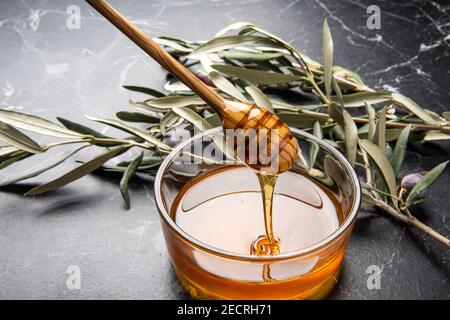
[0,20,449,247]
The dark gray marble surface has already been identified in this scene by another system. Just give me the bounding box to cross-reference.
[0,0,449,299]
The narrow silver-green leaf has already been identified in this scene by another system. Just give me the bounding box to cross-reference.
[406,161,448,207]
[117,155,163,168]
[269,97,324,112]
[0,146,87,187]
[309,121,322,168]
[173,106,233,160]
[374,108,386,153]
[172,107,212,131]
[322,19,333,97]
[221,51,284,62]
[245,86,274,112]
[57,117,111,139]
[159,111,181,135]
[164,81,191,92]
[330,92,391,107]
[343,110,357,166]
[85,116,171,151]
[391,124,411,175]
[0,109,81,138]
[421,130,450,141]
[277,113,327,128]
[215,21,253,37]
[209,71,248,102]
[0,147,32,170]
[184,113,221,131]
[122,85,165,97]
[141,96,205,111]
[0,120,43,153]
[392,93,444,125]
[332,78,344,107]
[119,152,144,209]
[364,101,376,141]
[116,112,160,124]
[154,38,192,53]
[327,102,344,127]
[211,64,301,85]
[25,145,130,196]
[190,35,277,56]
[359,139,398,207]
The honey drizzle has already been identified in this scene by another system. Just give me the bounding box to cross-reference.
[251,174,281,257]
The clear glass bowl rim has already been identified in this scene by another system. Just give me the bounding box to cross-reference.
[154,127,361,262]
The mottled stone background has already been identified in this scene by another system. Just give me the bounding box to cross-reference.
[0,0,449,299]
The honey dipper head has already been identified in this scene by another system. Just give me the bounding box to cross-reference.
[220,101,299,175]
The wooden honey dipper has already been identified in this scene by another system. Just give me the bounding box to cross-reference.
[86,0,298,175]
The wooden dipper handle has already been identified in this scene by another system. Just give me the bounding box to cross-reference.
[86,0,299,174]
[85,0,226,113]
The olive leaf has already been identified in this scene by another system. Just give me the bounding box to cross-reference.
[57,117,113,141]
[245,86,274,112]
[322,19,333,97]
[172,107,212,131]
[331,92,391,107]
[343,110,357,166]
[190,35,277,56]
[142,96,205,110]
[0,120,43,154]
[0,146,32,170]
[405,161,448,207]
[184,113,221,131]
[309,121,322,168]
[359,139,398,207]
[154,38,193,53]
[85,116,171,151]
[221,51,284,62]
[164,80,191,92]
[215,21,254,37]
[327,102,344,127]
[122,85,166,97]
[209,71,248,102]
[159,111,181,135]
[332,78,344,107]
[0,146,87,187]
[120,152,144,209]
[0,109,81,138]
[421,130,450,141]
[172,106,233,160]
[443,111,450,120]
[116,112,160,124]
[391,124,411,175]
[392,93,445,125]
[361,189,378,208]
[117,155,163,168]
[364,101,376,141]
[25,145,131,196]
[211,64,301,85]
[277,113,327,128]
[374,107,386,153]
[269,97,323,112]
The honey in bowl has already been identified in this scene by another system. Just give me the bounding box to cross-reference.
[170,166,345,299]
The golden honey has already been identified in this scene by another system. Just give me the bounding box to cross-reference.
[166,166,350,299]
